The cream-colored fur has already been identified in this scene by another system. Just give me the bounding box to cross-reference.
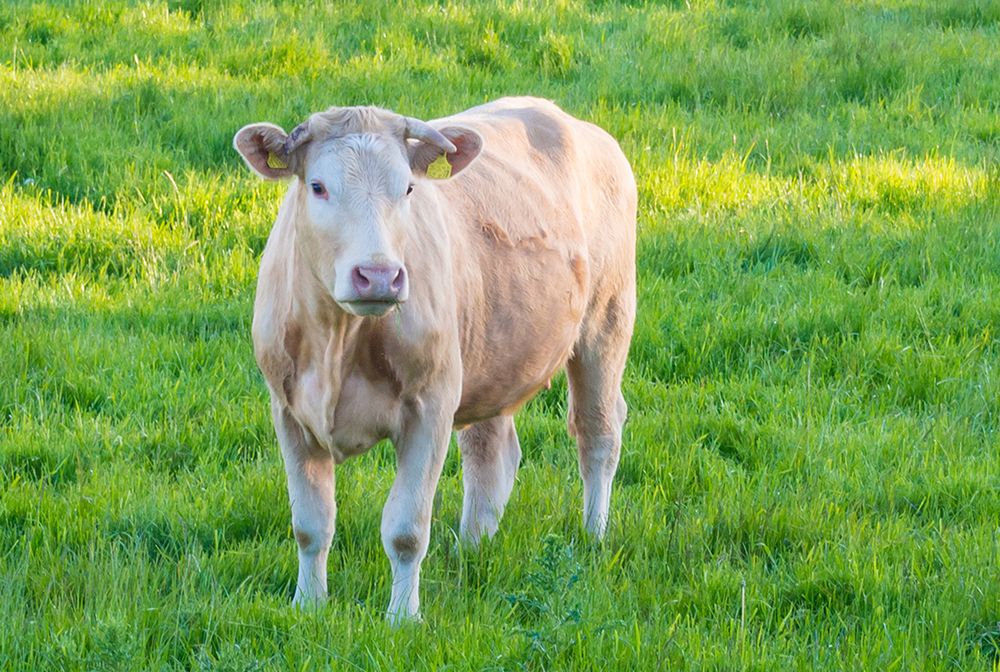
[234,97,636,622]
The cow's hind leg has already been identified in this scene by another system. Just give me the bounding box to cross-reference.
[458,415,521,544]
[567,295,633,539]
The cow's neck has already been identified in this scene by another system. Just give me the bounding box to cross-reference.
[285,238,400,439]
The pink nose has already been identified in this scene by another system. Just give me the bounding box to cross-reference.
[351,264,406,301]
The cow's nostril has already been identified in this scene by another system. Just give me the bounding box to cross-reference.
[352,266,371,291]
[391,268,405,292]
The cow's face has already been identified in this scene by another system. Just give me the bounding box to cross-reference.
[296,133,414,317]
[234,107,481,317]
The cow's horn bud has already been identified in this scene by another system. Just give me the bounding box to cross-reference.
[284,122,311,155]
[404,117,457,154]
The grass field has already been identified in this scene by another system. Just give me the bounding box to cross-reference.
[1,0,999,669]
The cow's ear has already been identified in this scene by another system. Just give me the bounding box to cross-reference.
[234,122,311,180]
[409,126,482,179]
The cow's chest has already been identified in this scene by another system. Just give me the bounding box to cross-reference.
[289,364,402,462]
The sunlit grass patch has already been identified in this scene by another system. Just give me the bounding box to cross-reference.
[820,153,993,214]
[640,148,802,215]
[0,182,179,280]
[640,143,994,220]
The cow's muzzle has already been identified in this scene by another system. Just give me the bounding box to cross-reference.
[342,264,408,316]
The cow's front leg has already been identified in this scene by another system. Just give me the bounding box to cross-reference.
[382,398,452,624]
[273,401,336,607]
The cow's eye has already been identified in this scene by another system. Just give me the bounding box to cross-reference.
[310,181,327,198]
[406,184,414,196]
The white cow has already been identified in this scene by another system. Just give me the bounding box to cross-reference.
[233,97,636,622]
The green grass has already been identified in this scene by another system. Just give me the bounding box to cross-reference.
[1,0,999,669]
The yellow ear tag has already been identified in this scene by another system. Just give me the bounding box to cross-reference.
[266,152,288,170]
[426,154,452,179]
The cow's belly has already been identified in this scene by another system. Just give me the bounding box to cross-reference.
[454,247,588,426]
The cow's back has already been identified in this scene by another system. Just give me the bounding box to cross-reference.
[431,97,637,425]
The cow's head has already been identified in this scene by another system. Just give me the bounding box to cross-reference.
[234,107,482,317]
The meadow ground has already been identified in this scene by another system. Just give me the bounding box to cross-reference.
[1,0,999,669]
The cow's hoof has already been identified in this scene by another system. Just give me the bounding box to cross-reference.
[292,592,327,610]
[386,609,423,627]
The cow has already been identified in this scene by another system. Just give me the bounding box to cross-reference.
[233,97,636,623]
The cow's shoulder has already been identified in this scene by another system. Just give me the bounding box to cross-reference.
[429,99,590,252]
[252,189,301,405]
[447,97,578,162]
[252,295,298,406]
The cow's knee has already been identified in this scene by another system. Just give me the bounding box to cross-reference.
[290,518,335,605]
[381,523,426,622]
[390,532,421,564]
[294,522,333,556]
[382,520,427,566]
